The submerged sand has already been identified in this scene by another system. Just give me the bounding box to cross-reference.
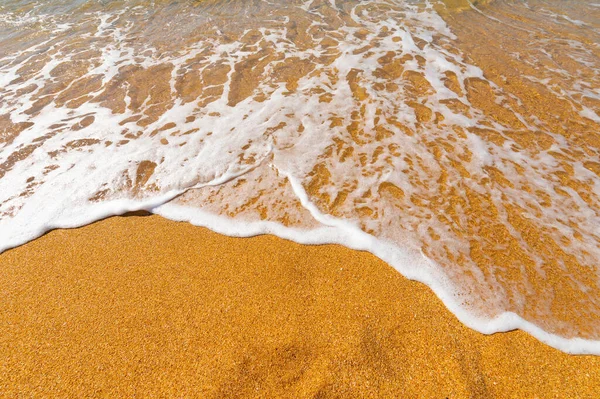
[2,0,600,339]
[1,214,599,397]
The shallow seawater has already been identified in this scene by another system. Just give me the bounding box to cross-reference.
[1,0,599,353]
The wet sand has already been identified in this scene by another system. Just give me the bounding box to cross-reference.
[1,214,600,397]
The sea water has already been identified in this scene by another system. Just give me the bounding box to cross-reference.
[1,0,600,354]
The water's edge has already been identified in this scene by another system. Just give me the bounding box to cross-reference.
[2,198,599,355]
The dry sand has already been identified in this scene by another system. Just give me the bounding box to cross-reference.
[1,214,599,398]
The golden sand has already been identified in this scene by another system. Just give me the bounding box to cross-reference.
[1,214,599,397]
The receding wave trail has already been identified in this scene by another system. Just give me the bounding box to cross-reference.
[1,0,600,353]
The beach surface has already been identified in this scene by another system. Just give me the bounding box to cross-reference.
[1,214,599,398]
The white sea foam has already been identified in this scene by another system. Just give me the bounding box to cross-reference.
[155,202,600,355]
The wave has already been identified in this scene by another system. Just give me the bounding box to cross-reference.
[1,0,600,353]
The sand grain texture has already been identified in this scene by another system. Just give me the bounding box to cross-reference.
[1,214,600,398]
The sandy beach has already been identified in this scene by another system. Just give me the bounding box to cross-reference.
[1,213,599,397]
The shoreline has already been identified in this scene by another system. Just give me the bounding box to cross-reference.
[2,214,600,397]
